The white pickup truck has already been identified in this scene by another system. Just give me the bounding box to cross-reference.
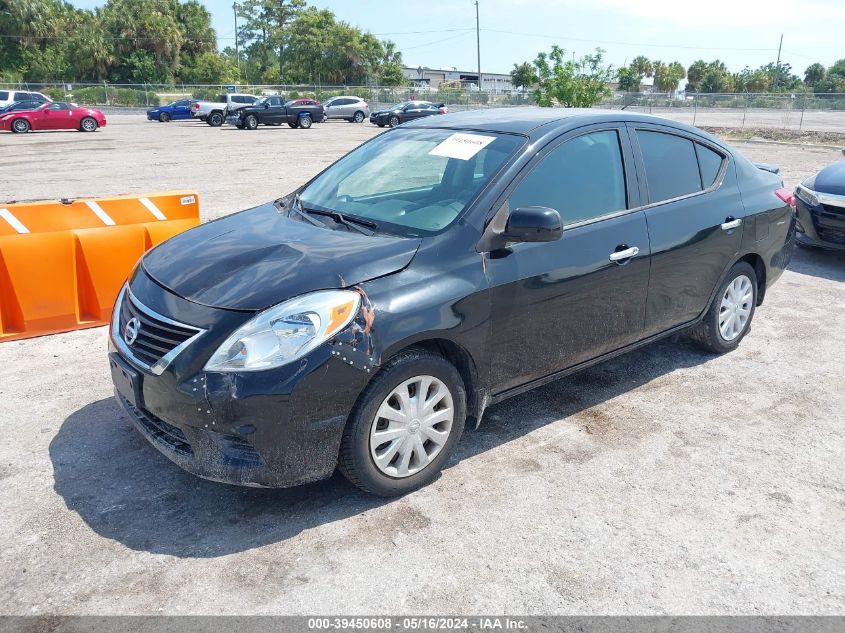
[191,93,258,126]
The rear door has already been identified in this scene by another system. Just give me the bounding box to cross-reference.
[629,124,744,336]
[486,124,651,392]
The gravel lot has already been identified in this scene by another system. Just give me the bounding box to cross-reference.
[1,115,844,615]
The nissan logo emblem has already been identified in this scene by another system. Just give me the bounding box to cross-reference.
[124,317,141,346]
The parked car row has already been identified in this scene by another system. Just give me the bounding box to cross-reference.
[142,94,450,130]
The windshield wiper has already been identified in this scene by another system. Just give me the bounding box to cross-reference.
[305,208,378,236]
[274,193,328,228]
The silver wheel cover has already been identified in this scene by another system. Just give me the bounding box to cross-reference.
[719,274,753,341]
[369,375,454,478]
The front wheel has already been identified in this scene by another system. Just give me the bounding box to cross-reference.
[207,111,224,127]
[288,120,299,128]
[298,114,312,129]
[244,114,259,130]
[11,118,31,133]
[352,110,365,123]
[80,117,98,132]
[338,349,466,496]
[388,115,400,127]
[158,112,170,123]
[690,261,758,353]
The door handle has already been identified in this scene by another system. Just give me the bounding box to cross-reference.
[721,218,742,231]
[609,246,639,262]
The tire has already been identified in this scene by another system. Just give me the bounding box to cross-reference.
[388,115,400,127]
[352,110,365,123]
[207,111,224,127]
[298,114,312,129]
[690,261,758,354]
[244,114,259,130]
[11,118,30,133]
[288,120,299,128]
[377,123,385,128]
[338,348,466,497]
[80,117,98,132]
[158,112,170,123]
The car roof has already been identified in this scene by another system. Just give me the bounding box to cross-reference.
[402,107,720,141]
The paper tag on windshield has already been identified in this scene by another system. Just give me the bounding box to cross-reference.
[429,133,496,161]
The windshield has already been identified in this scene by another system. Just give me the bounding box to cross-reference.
[256,97,269,106]
[300,128,524,237]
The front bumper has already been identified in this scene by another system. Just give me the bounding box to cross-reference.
[795,195,845,250]
[109,271,372,488]
[225,115,242,126]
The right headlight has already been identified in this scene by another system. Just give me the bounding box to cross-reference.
[204,290,361,372]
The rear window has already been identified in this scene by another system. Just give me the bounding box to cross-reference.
[696,143,724,188]
[637,130,701,203]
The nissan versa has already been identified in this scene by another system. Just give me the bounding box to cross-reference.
[109,109,796,496]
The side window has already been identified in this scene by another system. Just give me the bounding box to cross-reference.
[0,91,8,100]
[269,96,281,106]
[509,130,628,225]
[696,143,724,188]
[637,130,701,202]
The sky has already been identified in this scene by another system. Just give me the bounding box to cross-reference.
[71,0,843,77]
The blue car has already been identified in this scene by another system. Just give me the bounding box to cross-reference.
[146,99,192,122]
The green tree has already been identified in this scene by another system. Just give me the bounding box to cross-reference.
[630,55,653,79]
[686,60,709,92]
[803,63,826,87]
[652,60,685,93]
[616,67,640,92]
[238,0,306,82]
[510,61,536,91]
[533,46,613,108]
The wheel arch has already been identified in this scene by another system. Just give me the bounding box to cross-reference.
[379,337,483,427]
[736,252,767,306]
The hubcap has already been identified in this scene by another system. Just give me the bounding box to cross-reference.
[718,274,753,341]
[83,119,95,131]
[369,375,454,478]
[14,120,27,132]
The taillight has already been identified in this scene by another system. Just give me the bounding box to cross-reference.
[775,187,795,208]
[363,102,368,108]
[192,103,199,110]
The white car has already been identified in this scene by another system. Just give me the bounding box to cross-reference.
[322,96,370,123]
[0,89,51,108]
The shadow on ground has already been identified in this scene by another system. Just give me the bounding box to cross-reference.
[51,336,710,559]
[787,244,845,282]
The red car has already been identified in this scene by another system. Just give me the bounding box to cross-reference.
[0,101,107,133]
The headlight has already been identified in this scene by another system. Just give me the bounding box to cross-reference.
[204,290,360,372]
[795,184,819,207]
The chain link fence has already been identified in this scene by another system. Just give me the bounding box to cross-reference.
[3,83,844,132]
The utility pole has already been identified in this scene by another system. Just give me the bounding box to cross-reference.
[475,1,482,93]
[233,2,241,75]
[773,33,783,90]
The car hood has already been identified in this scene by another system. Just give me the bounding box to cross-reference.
[142,202,421,311]
[371,109,398,116]
[813,161,845,196]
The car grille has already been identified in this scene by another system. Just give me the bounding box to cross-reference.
[120,394,193,456]
[821,203,845,217]
[117,289,201,372]
[816,227,845,246]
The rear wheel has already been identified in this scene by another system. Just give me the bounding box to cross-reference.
[690,261,758,353]
[244,114,259,130]
[298,114,312,129]
[207,111,224,127]
[158,112,170,123]
[11,118,30,133]
[80,117,98,132]
[388,115,400,127]
[352,110,365,123]
[338,349,466,497]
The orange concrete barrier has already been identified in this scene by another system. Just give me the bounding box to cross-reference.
[0,191,200,342]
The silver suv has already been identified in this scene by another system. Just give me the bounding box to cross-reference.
[322,96,370,123]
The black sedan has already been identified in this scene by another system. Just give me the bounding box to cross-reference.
[109,109,795,497]
[794,159,845,250]
[369,100,446,127]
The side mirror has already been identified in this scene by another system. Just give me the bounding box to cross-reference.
[264,102,269,109]
[502,206,563,243]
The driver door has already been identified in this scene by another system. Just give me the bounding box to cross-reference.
[41,103,70,129]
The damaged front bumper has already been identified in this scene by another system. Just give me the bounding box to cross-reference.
[109,272,373,488]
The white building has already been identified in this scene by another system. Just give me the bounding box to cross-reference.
[402,66,514,93]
